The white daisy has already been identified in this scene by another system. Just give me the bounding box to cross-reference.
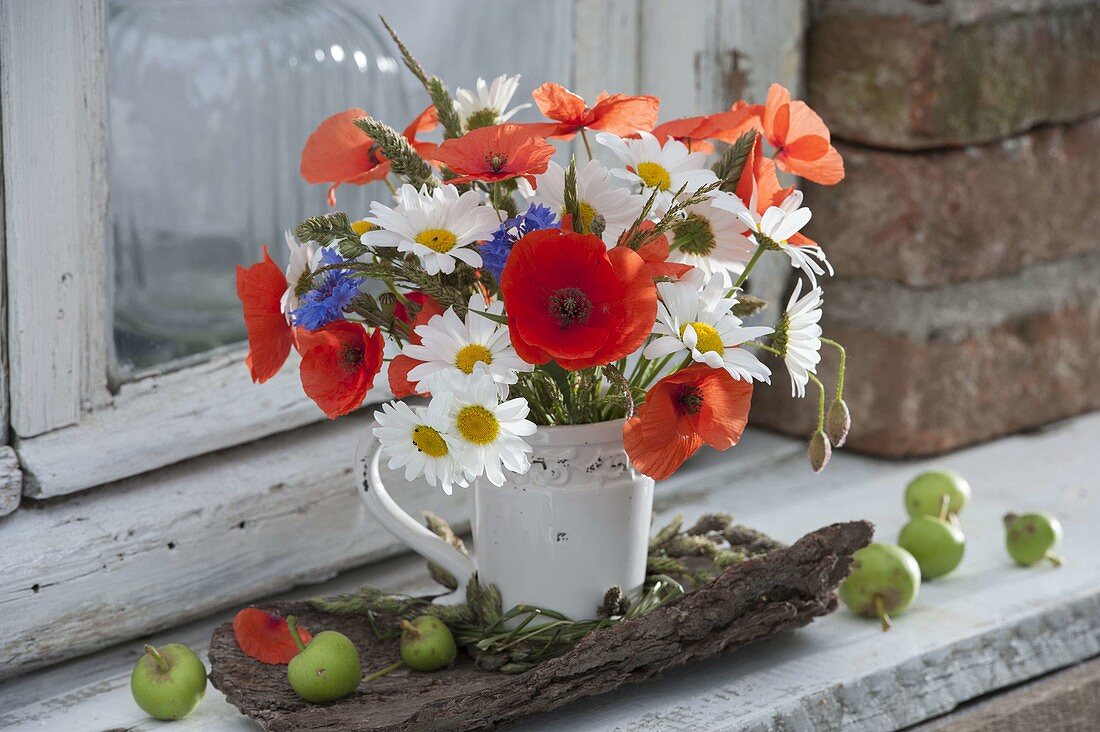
[594,131,718,214]
[530,160,645,248]
[643,271,773,383]
[774,279,823,398]
[280,229,320,315]
[404,294,532,393]
[362,184,500,276]
[711,189,833,286]
[373,398,465,495]
[454,74,531,130]
[667,193,757,286]
[441,372,536,487]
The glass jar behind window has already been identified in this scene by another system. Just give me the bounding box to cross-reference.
[108,0,410,377]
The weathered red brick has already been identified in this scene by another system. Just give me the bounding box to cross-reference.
[808,0,1100,149]
[806,117,1100,287]
[750,257,1100,457]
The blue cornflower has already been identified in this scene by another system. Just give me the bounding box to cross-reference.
[480,203,559,280]
[290,248,364,331]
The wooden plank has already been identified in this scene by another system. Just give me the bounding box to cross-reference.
[0,413,449,681]
[2,412,1100,730]
[0,424,797,680]
[913,655,1100,732]
[637,0,804,116]
[15,347,386,497]
[572,0,641,97]
[0,0,111,436]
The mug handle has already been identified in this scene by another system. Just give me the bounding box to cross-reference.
[355,433,475,604]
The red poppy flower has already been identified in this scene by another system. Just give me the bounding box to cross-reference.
[236,246,294,384]
[532,82,660,139]
[434,124,555,186]
[501,228,657,370]
[232,608,312,665]
[762,83,844,185]
[648,102,762,153]
[388,293,444,399]
[297,321,384,418]
[624,365,753,480]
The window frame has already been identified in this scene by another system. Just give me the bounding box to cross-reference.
[0,0,802,500]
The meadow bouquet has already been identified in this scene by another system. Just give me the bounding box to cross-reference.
[237,22,851,495]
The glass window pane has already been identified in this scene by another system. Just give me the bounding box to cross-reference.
[108,0,411,378]
[107,0,573,380]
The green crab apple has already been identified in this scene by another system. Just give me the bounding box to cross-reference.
[905,470,971,521]
[400,615,457,671]
[285,616,362,703]
[1005,512,1064,567]
[840,543,921,631]
[898,516,965,579]
[130,643,207,720]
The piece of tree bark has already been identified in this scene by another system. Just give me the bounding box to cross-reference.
[209,520,872,731]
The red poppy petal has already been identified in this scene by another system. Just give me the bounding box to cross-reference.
[532,82,587,125]
[763,83,791,145]
[588,94,660,136]
[233,608,312,665]
[236,246,294,383]
[777,144,845,185]
[300,108,377,184]
[389,353,429,399]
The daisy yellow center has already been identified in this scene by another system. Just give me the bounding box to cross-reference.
[411,425,448,458]
[351,220,377,236]
[454,343,493,374]
[456,404,500,445]
[636,161,671,191]
[415,228,458,253]
[680,321,724,355]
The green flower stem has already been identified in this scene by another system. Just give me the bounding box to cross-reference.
[580,128,594,161]
[821,337,847,399]
[383,176,398,195]
[729,243,767,294]
[807,372,827,431]
[491,183,505,222]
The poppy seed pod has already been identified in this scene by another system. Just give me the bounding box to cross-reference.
[809,430,831,473]
[826,398,851,447]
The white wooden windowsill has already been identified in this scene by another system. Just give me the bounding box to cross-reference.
[2,411,1098,731]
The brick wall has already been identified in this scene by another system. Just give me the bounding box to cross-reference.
[752,0,1100,457]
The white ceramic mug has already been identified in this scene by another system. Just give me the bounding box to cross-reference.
[356,418,654,620]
